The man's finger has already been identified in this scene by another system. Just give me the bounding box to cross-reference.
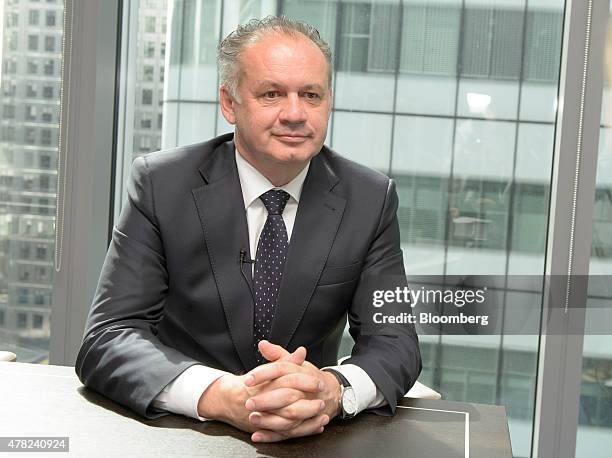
[251,414,329,443]
[267,398,326,421]
[244,361,303,387]
[245,387,305,412]
[247,398,324,431]
[247,411,301,432]
[282,346,306,365]
[249,372,323,397]
[259,340,306,365]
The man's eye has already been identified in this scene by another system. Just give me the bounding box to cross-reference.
[305,92,320,99]
[263,91,279,99]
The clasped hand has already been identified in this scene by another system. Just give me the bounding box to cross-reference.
[197,340,341,443]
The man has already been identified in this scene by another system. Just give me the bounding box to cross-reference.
[76,16,421,443]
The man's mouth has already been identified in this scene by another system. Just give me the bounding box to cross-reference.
[273,133,310,143]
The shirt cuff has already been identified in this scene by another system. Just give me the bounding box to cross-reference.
[152,364,230,421]
[323,363,387,414]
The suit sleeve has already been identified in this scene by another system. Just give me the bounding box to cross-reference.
[342,178,422,416]
[75,156,201,419]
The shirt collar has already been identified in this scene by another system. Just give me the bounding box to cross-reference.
[235,147,310,209]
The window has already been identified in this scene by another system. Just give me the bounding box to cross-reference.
[575,10,612,455]
[41,109,53,123]
[143,65,154,81]
[3,105,16,119]
[39,155,51,168]
[145,16,156,33]
[28,34,39,51]
[27,61,38,74]
[144,41,155,58]
[44,59,54,75]
[0,310,5,326]
[41,130,52,146]
[27,84,37,97]
[142,89,153,105]
[17,312,27,327]
[46,11,56,27]
[400,4,459,76]
[29,10,40,26]
[43,86,53,98]
[115,3,598,455]
[139,135,151,151]
[25,129,37,144]
[19,244,31,259]
[3,83,17,97]
[35,245,47,260]
[39,198,50,215]
[2,127,15,142]
[23,152,34,168]
[26,105,37,121]
[7,32,18,51]
[4,59,17,74]
[33,314,44,329]
[18,267,31,282]
[8,13,19,26]
[45,36,55,52]
[39,175,50,190]
[338,3,373,72]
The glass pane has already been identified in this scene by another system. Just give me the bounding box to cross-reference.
[0,0,64,363]
[114,2,566,455]
[390,1,563,455]
[576,8,612,457]
[134,0,167,154]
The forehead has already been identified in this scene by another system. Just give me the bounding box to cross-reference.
[238,32,329,88]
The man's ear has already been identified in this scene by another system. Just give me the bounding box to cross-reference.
[219,86,237,125]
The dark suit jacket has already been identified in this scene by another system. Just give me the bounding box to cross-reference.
[75,133,421,419]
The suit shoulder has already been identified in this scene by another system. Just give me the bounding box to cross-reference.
[321,146,391,189]
[137,133,234,174]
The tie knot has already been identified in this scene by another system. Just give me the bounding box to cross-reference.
[259,189,290,215]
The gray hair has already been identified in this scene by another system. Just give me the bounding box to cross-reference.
[217,15,333,100]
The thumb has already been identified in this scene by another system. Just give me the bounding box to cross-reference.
[259,340,306,365]
[283,346,306,365]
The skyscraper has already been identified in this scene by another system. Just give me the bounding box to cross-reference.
[0,0,63,363]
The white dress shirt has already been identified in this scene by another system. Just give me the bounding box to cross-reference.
[152,148,385,420]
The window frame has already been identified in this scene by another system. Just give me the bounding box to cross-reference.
[48,0,119,366]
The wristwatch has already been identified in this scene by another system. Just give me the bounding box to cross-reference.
[323,369,357,420]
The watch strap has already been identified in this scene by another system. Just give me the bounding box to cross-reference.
[323,368,351,388]
[323,368,356,419]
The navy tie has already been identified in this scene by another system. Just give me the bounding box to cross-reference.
[253,189,291,365]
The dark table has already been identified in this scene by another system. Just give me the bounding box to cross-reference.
[0,362,512,457]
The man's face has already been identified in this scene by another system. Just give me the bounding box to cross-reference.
[220,33,332,169]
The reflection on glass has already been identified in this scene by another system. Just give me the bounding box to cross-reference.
[134,0,167,157]
[576,11,612,458]
[0,0,64,363]
[115,1,566,455]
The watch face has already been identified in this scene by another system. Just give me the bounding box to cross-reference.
[342,386,358,415]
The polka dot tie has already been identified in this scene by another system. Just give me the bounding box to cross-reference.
[253,189,291,365]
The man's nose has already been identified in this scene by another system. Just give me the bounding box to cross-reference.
[279,93,307,123]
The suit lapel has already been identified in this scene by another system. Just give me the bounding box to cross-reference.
[269,153,346,348]
[192,141,256,371]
